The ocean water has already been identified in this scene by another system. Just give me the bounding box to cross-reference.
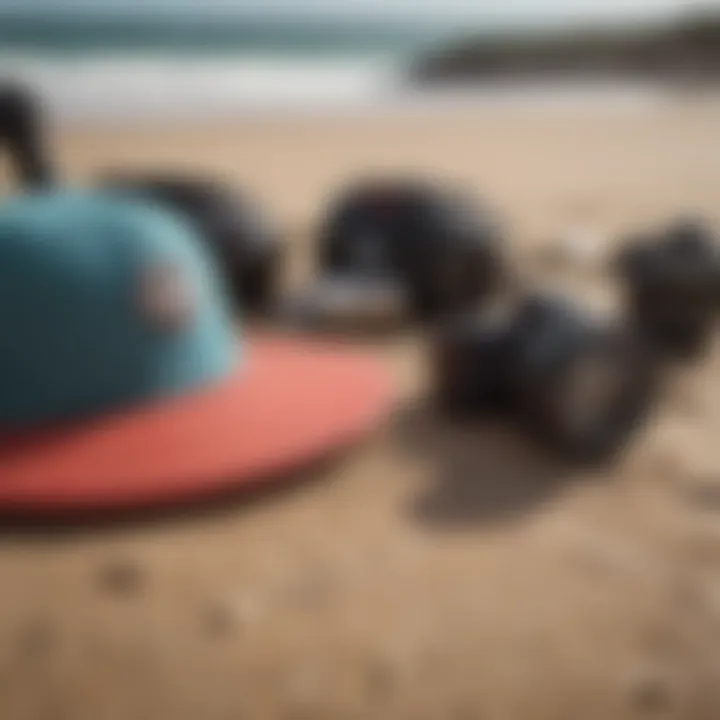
[0,14,670,123]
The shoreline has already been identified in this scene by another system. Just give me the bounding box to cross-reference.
[38,80,719,127]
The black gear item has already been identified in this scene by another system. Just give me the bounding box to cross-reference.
[615,218,720,360]
[100,173,283,314]
[509,294,657,464]
[431,292,657,465]
[0,82,55,187]
[318,178,505,321]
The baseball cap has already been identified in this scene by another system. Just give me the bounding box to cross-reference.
[0,190,392,515]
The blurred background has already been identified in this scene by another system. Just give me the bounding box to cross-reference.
[0,0,719,121]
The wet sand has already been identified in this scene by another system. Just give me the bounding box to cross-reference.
[2,96,720,720]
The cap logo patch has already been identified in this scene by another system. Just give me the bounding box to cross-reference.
[136,262,196,331]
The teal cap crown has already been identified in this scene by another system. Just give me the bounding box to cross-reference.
[0,190,238,427]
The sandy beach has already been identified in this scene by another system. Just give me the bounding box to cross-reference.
[2,95,720,719]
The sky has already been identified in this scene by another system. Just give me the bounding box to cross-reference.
[0,0,718,24]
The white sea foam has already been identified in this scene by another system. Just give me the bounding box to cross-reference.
[0,53,401,121]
